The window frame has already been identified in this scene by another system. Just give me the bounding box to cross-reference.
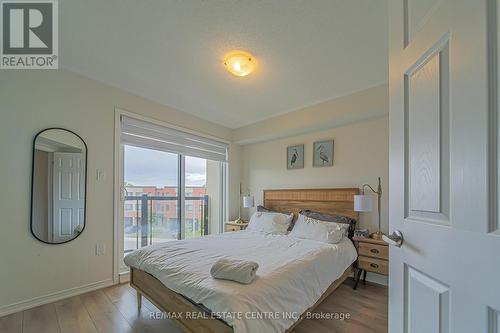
[114,109,229,283]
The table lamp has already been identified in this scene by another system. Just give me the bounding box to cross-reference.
[236,195,254,224]
[234,186,254,224]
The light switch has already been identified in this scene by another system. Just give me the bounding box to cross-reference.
[95,243,105,256]
[96,169,106,181]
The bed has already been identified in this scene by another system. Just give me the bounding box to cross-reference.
[125,188,360,333]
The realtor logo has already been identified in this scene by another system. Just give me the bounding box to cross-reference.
[1,0,58,69]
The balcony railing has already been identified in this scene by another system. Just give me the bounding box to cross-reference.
[124,194,208,254]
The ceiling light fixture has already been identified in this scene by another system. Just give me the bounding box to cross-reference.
[223,50,255,77]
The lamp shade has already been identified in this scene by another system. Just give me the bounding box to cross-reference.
[354,195,373,212]
[242,195,255,208]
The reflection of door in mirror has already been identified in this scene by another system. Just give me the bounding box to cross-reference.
[31,129,87,244]
[52,152,85,243]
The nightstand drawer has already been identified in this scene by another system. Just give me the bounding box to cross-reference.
[358,242,388,260]
[358,256,388,275]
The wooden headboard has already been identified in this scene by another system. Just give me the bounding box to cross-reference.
[263,188,360,221]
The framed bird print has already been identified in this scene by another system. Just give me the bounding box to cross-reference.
[287,144,304,169]
[313,140,334,167]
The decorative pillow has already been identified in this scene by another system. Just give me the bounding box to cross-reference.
[257,205,297,231]
[298,210,355,237]
[288,214,345,244]
[246,211,294,235]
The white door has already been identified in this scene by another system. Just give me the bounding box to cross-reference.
[389,0,500,332]
[52,152,85,243]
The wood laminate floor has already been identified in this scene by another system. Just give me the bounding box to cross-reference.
[0,278,387,333]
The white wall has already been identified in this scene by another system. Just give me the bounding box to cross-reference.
[235,84,390,236]
[228,143,242,220]
[233,84,388,145]
[240,116,389,284]
[0,69,237,314]
[241,116,389,232]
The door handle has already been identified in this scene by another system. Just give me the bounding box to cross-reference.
[383,230,403,247]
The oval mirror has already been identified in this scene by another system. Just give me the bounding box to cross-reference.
[31,128,87,244]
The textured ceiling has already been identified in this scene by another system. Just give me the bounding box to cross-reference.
[60,0,388,128]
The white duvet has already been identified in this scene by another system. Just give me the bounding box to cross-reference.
[124,230,357,333]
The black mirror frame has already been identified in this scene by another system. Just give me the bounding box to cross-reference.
[30,127,88,245]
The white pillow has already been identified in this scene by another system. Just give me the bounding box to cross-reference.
[288,214,345,244]
[246,211,293,235]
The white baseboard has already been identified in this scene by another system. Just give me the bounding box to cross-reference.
[350,271,388,287]
[365,272,388,286]
[119,271,130,283]
[0,278,114,317]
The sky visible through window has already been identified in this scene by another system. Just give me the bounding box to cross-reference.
[124,145,207,187]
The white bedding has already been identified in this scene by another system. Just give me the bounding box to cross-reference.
[124,230,357,333]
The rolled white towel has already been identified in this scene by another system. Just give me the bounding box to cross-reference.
[210,258,259,284]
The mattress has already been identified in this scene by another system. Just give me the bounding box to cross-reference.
[124,230,357,333]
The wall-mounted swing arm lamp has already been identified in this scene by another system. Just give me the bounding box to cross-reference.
[354,177,383,240]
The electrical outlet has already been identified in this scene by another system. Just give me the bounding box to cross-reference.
[95,243,105,256]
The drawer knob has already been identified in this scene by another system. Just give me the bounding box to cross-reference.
[370,263,379,269]
[370,249,379,254]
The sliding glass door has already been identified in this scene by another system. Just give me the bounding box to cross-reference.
[123,150,224,253]
[119,114,228,270]
[123,145,180,255]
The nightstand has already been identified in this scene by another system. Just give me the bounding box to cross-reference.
[352,236,388,289]
[225,221,249,232]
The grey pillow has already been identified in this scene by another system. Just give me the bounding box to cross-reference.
[257,205,287,214]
